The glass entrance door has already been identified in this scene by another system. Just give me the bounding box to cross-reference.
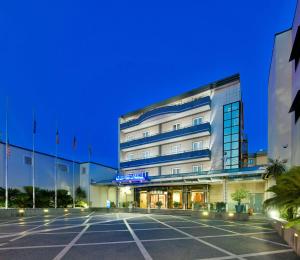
[150,194,166,208]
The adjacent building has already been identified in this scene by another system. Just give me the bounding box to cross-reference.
[117,74,267,212]
[268,0,300,167]
[0,142,117,207]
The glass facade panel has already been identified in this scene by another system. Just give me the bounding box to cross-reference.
[223,101,240,169]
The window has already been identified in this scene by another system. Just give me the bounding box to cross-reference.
[57,164,68,173]
[126,136,134,142]
[248,159,254,165]
[192,141,203,151]
[143,151,150,159]
[171,145,180,154]
[223,102,241,169]
[143,131,150,138]
[173,124,181,131]
[193,117,203,126]
[172,168,180,174]
[24,156,32,165]
[193,165,203,173]
[81,167,86,174]
[289,90,300,123]
[127,153,134,161]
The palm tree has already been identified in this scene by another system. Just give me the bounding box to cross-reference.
[264,166,300,222]
[263,158,286,180]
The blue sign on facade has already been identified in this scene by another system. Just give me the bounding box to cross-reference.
[115,172,149,183]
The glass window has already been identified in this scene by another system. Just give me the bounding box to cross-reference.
[232,118,239,126]
[173,124,181,131]
[232,125,239,134]
[224,128,231,135]
[224,104,231,113]
[248,159,254,165]
[232,102,239,111]
[224,112,231,120]
[224,150,231,157]
[232,110,239,119]
[127,153,134,161]
[193,165,203,173]
[224,143,231,150]
[232,134,239,142]
[192,141,203,151]
[171,145,180,154]
[143,151,150,159]
[225,165,231,170]
[232,142,239,149]
[143,131,150,138]
[224,120,231,128]
[224,135,231,143]
[231,149,239,157]
[231,164,239,169]
[193,117,203,126]
[231,157,239,165]
[172,168,180,175]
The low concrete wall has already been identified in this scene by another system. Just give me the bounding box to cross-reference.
[0,208,89,218]
[191,211,249,221]
[272,219,300,256]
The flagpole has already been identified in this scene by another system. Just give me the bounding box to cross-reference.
[5,100,8,209]
[32,112,36,209]
[54,128,58,209]
[72,137,76,208]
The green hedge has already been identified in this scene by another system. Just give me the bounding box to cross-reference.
[0,186,86,208]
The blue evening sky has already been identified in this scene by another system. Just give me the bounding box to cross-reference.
[0,0,297,168]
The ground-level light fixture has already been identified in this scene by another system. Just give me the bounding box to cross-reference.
[228,212,234,217]
[295,233,298,237]
[43,209,49,213]
[64,209,68,212]
[268,209,280,219]
[18,209,25,214]
[202,211,209,216]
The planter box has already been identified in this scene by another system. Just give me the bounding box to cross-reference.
[272,220,300,256]
[191,211,249,221]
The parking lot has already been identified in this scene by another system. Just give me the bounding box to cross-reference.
[0,212,298,260]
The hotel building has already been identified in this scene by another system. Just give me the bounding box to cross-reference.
[268,0,300,167]
[118,74,267,212]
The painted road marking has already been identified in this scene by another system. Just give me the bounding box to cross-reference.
[124,219,153,260]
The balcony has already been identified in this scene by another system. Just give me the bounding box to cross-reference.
[120,122,211,150]
[120,149,211,169]
[120,96,211,130]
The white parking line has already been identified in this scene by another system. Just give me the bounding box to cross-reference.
[198,248,294,260]
[124,219,153,260]
[147,215,246,260]
[174,216,290,248]
[53,224,90,260]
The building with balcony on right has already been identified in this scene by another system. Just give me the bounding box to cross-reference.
[268,0,300,167]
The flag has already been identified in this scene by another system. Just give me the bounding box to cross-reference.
[56,129,60,145]
[72,136,77,150]
[6,140,11,158]
[33,119,37,134]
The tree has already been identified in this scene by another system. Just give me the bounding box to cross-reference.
[264,166,300,222]
[263,158,286,180]
[231,188,249,205]
[75,186,87,207]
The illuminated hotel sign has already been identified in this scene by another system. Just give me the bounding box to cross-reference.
[115,172,149,183]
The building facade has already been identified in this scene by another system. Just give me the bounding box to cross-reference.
[118,74,266,212]
[268,0,300,167]
[0,142,117,207]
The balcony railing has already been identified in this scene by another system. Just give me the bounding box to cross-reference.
[120,96,211,130]
[120,149,211,169]
[120,122,211,149]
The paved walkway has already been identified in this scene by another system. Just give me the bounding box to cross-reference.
[0,212,298,260]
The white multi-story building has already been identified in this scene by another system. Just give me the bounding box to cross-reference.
[268,0,300,167]
[118,74,266,211]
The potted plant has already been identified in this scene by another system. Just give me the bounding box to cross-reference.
[173,201,180,208]
[231,188,249,213]
[155,201,163,209]
[216,202,226,212]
